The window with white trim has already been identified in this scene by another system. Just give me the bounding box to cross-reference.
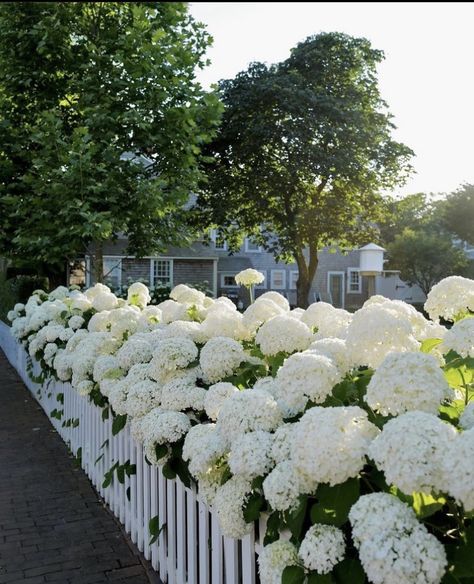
[211,229,227,251]
[245,238,261,252]
[220,273,237,288]
[347,268,361,293]
[152,259,172,288]
[103,257,122,290]
[271,269,286,290]
[289,270,299,290]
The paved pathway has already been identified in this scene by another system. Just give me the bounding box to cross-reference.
[0,351,159,584]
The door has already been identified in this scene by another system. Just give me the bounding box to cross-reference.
[328,272,345,308]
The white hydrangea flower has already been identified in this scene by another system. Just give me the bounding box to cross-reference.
[235,268,265,287]
[459,402,474,430]
[275,352,343,415]
[298,524,345,574]
[88,311,112,332]
[160,379,207,412]
[149,338,198,383]
[365,352,453,416]
[242,298,285,333]
[160,320,202,342]
[92,291,119,312]
[301,302,352,339]
[443,427,474,510]
[347,304,420,368]
[213,476,252,538]
[200,337,246,383]
[125,380,161,418]
[200,310,250,342]
[182,423,228,478]
[116,337,153,372]
[170,284,206,306]
[229,430,274,480]
[369,412,457,495]
[93,355,122,382]
[270,424,295,464]
[157,299,191,324]
[77,380,94,396]
[263,461,301,512]
[43,342,58,365]
[256,315,312,356]
[308,338,354,375]
[425,276,474,322]
[441,317,474,358]
[136,306,162,331]
[85,282,111,300]
[59,328,75,342]
[258,291,290,312]
[204,382,239,421]
[141,409,191,446]
[49,286,69,300]
[127,282,151,308]
[350,493,447,584]
[258,540,299,584]
[216,388,283,444]
[293,406,379,487]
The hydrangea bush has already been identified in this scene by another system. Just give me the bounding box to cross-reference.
[8,274,474,584]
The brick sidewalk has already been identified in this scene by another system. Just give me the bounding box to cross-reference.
[0,351,159,584]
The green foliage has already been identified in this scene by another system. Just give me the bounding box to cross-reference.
[111,413,128,436]
[196,32,413,306]
[149,514,166,545]
[0,2,222,273]
[0,272,17,322]
[282,565,306,584]
[310,478,360,527]
[441,184,474,246]
[387,228,468,295]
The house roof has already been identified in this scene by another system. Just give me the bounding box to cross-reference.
[100,239,218,260]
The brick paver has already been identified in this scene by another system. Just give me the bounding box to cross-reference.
[0,351,160,584]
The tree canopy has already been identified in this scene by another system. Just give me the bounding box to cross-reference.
[441,184,474,246]
[387,228,468,296]
[195,32,413,306]
[0,2,221,282]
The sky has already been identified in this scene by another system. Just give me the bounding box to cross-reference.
[189,2,474,197]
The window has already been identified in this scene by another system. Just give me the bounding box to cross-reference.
[271,269,286,290]
[347,268,361,294]
[245,238,261,252]
[220,273,237,288]
[152,259,172,288]
[289,270,299,290]
[103,257,122,290]
[211,229,227,251]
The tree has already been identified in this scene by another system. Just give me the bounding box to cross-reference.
[0,2,221,283]
[386,228,468,296]
[195,32,413,307]
[441,184,474,246]
[378,193,438,245]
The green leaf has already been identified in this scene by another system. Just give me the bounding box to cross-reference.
[420,338,443,354]
[117,465,125,484]
[102,406,110,421]
[285,495,308,540]
[112,413,127,435]
[307,573,335,584]
[162,462,177,480]
[412,492,446,519]
[263,511,281,546]
[56,392,64,404]
[126,486,131,501]
[333,558,366,584]
[281,565,305,584]
[311,479,360,527]
[243,491,265,523]
[148,513,166,545]
[154,443,169,461]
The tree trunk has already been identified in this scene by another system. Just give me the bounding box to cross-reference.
[295,243,319,308]
[91,242,104,284]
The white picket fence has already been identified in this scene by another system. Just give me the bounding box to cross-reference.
[0,322,262,583]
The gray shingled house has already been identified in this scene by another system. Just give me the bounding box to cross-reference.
[76,231,402,310]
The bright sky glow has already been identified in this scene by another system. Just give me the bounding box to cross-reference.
[189,2,474,197]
